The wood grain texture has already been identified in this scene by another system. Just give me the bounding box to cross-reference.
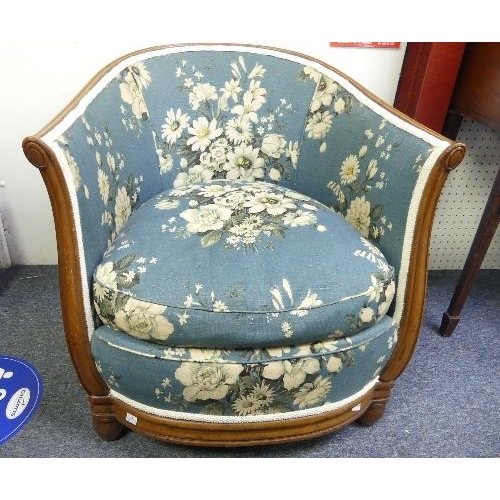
[449,43,500,130]
[381,142,465,382]
[108,388,375,447]
[357,380,395,426]
[394,42,466,132]
[22,137,108,397]
[89,395,125,441]
[22,44,465,446]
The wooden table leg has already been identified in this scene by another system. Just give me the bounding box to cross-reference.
[439,166,500,336]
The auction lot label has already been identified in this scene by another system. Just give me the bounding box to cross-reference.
[330,42,401,48]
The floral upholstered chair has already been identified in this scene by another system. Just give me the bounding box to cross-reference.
[23,44,465,446]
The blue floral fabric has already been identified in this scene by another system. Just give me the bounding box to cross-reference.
[92,315,397,417]
[93,180,395,348]
[53,49,438,330]
[47,46,447,421]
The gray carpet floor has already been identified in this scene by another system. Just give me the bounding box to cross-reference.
[0,266,498,457]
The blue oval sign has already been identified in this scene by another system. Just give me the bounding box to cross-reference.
[0,356,43,445]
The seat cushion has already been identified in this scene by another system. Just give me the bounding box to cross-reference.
[93,180,395,348]
[91,315,398,419]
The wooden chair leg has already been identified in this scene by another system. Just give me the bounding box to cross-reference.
[89,395,125,441]
[357,380,395,426]
[439,166,500,336]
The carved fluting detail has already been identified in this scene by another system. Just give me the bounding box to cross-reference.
[357,380,395,426]
[89,395,124,441]
[371,380,395,400]
[444,142,466,171]
[22,137,52,170]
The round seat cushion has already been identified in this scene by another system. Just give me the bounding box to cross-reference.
[91,315,398,419]
[93,180,395,348]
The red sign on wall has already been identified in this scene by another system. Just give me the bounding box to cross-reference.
[330,42,401,48]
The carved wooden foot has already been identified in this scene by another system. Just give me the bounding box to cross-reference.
[357,380,395,426]
[89,395,125,441]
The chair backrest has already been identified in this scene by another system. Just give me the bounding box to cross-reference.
[31,45,455,335]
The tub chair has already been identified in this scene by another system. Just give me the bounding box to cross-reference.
[23,44,465,446]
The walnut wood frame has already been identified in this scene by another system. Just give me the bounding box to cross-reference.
[22,44,465,446]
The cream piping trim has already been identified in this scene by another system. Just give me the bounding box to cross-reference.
[393,146,446,325]
[52,144,95,338]
[42,44,450,147]
[94,275,395,315]
[41,44,451,339]
[96,317,393,363]
[109,378,378,423]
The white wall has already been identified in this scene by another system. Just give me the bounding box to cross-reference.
[0,4,407,265]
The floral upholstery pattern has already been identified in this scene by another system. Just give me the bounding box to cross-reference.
[45,46,450,421]
[93,180,395,348]
[55,49,436,324]
[92,315,397,417]
[142,53,313,190]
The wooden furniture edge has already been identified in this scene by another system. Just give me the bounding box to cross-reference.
[439,167,500,335]
[97,384,377,447]
[22,136,107,396]
[34,42,454,146]
[381,142,466,382]
[394,42,466,132]
[22,44,466,444]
